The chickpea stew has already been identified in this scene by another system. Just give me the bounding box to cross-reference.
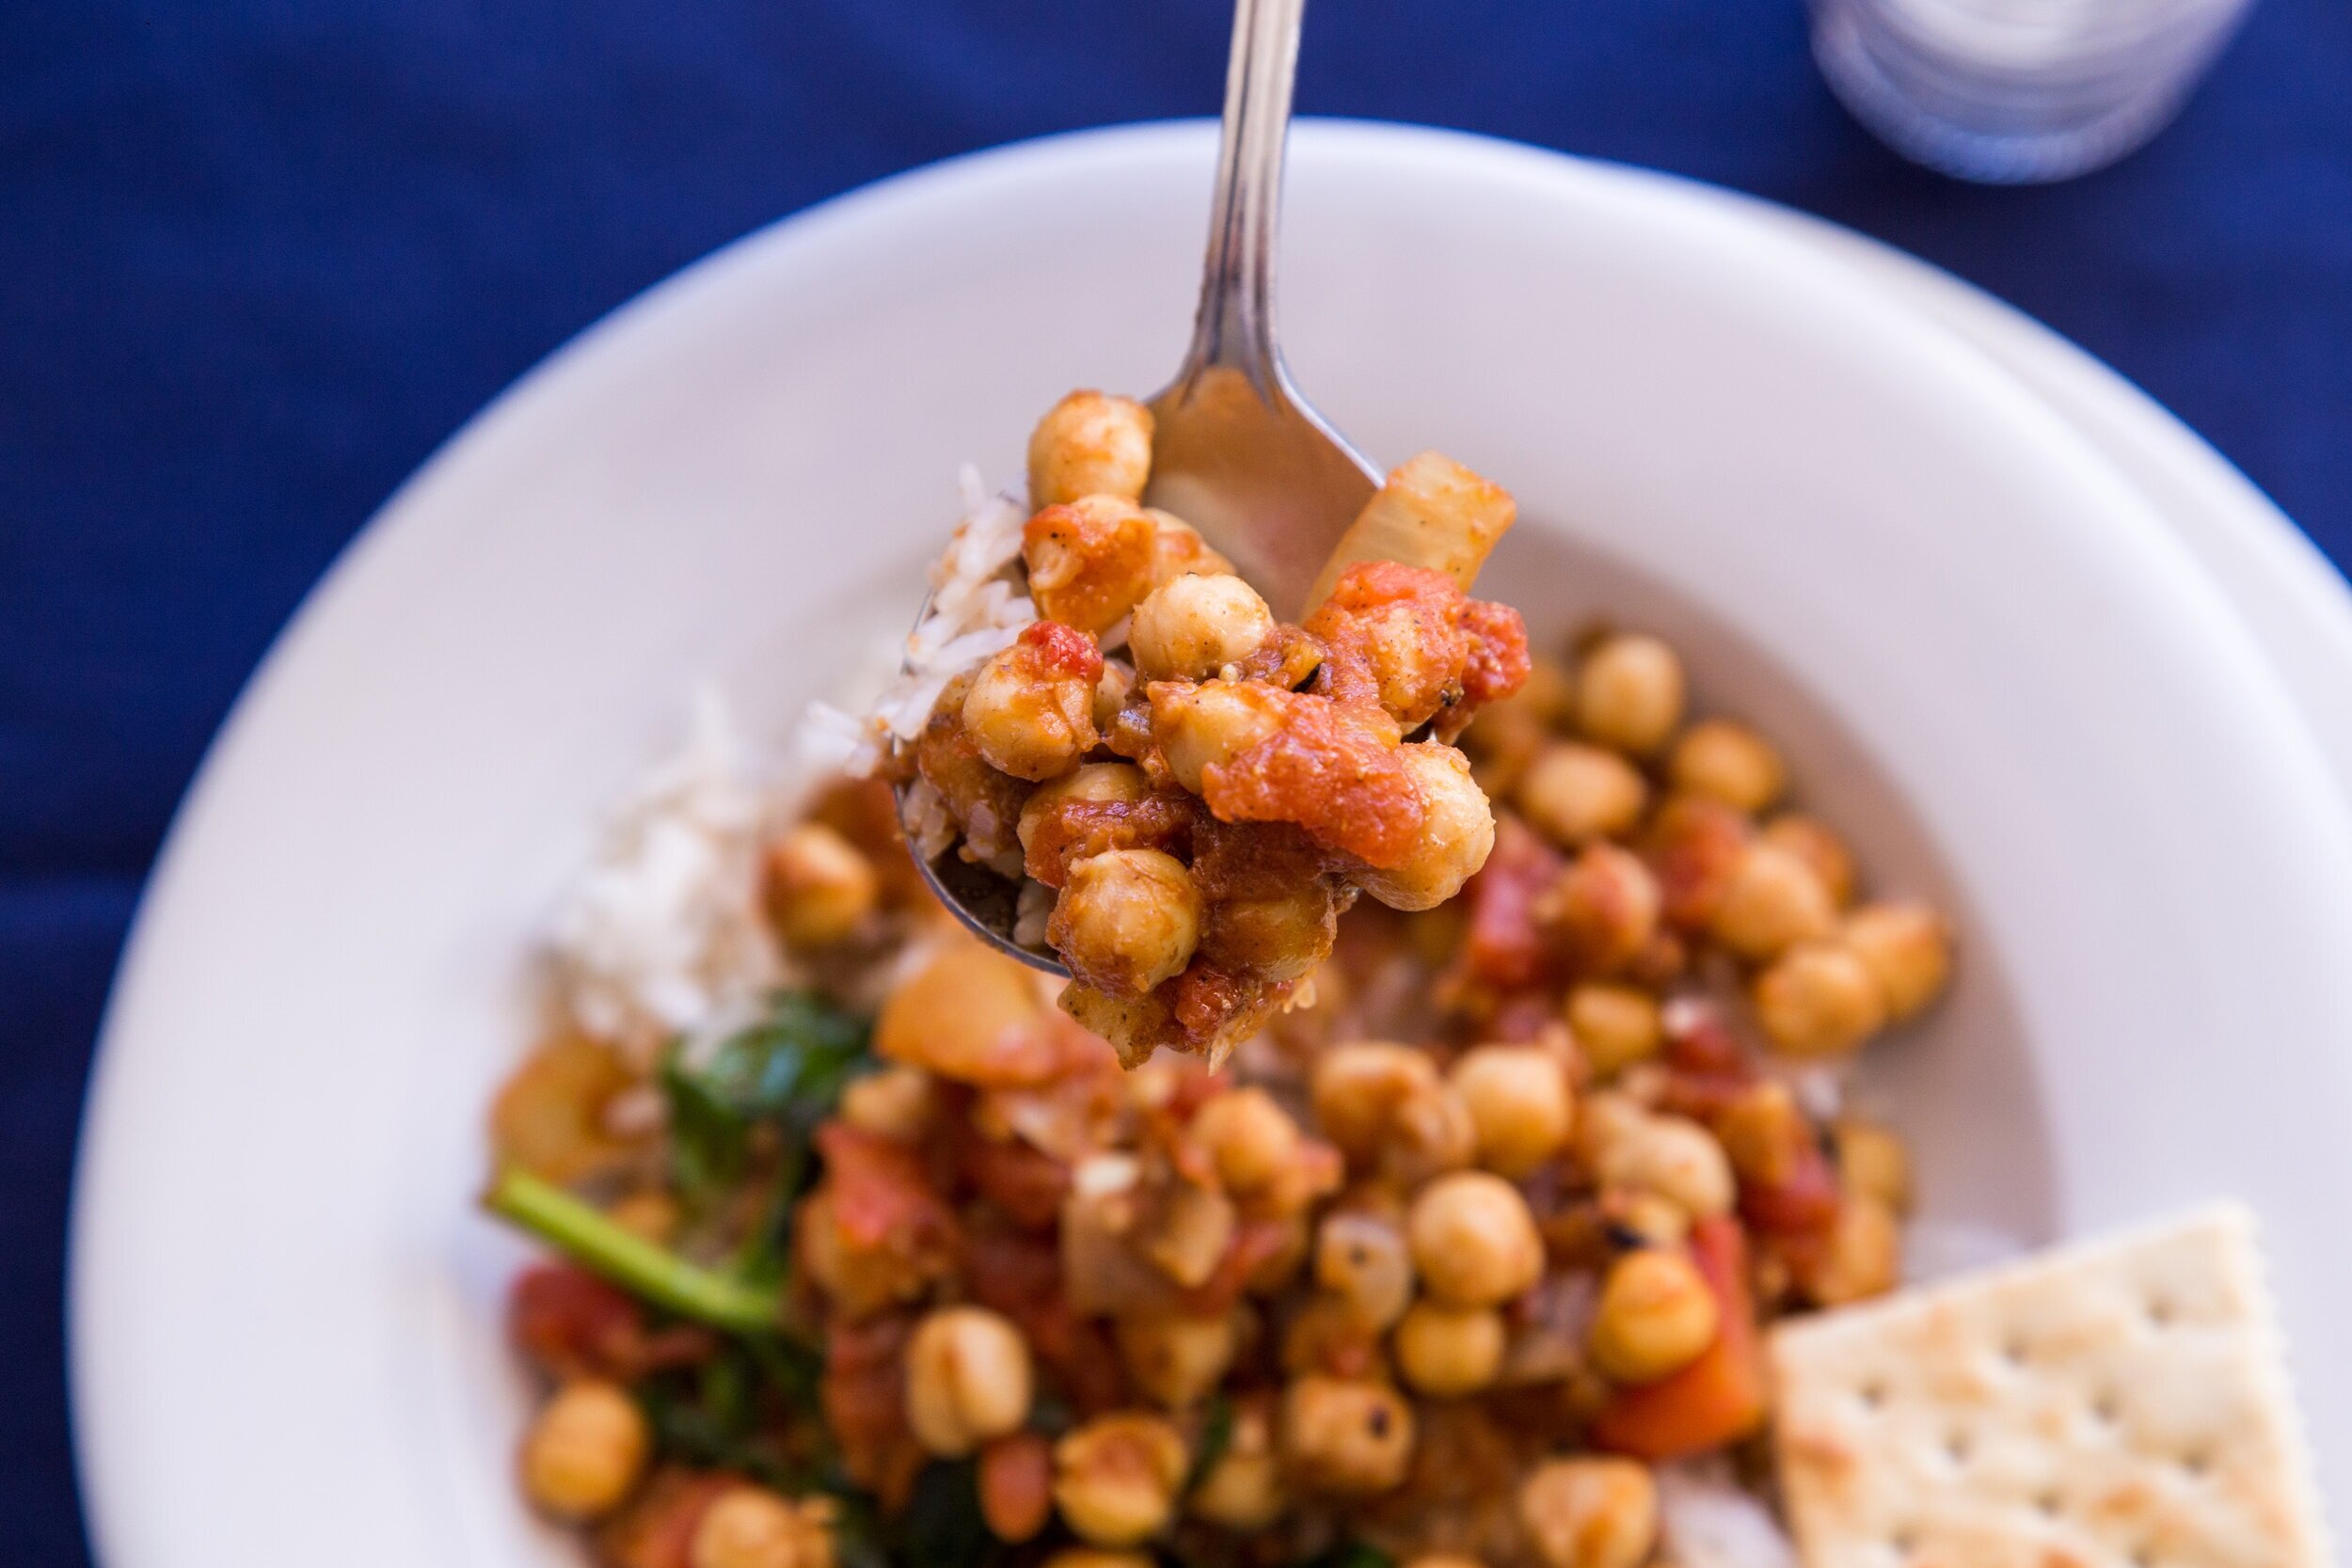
[486,452,1958,1567]
[882,391,1536,1067]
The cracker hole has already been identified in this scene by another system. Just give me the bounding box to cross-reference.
[2145,1295,2175,1328]
[1944,1431,1972,1466]
[1999,1335,2028,1368]
[2090,1389,2122,1428]
[1887,1527,1918,1558]
[1859,1378,1888,1411]
[2181,1449,2212,1478]
[2033,1490,2062,1519]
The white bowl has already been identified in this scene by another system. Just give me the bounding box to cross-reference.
[72,121,2352,1565]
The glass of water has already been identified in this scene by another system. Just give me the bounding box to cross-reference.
[1807,0,2261,182]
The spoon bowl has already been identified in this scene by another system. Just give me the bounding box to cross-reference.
[898,0,1375,967]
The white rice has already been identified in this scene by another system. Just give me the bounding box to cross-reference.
[803,467,1036,780]
[548,689,781,1065]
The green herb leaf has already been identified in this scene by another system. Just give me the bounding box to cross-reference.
[484,1167,781,1335]
[892,1461,1000,1568]
[1295,1543,1395,1568]
[1187,1392,1236,1491]
[661,990,876,1216]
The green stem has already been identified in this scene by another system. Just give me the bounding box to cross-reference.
[485,1167,783,1337]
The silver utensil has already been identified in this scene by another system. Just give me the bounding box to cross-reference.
[1145,0,1382,622]
[904,0,1380,970]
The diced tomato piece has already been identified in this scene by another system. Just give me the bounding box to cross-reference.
[509,1262,715,1381]
[1459,818,1564,990]
[967,1222,1127,1414]
[822,1312,925,1506]
[1740,1143,1842,1237]
[1589,1218,1768,1461]
[1662,1002,1749,1076]
[1458,598,1532,709]
[1017,619,1104,682]
[977,1431,1054,1542]
[956,1125,1070,1230]
[816,1121,959,1251]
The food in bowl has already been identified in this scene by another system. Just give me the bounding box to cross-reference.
[485,414,1967,1567]
[841,391,1534,1066]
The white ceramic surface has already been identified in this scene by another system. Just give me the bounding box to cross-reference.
[71,121,2352,1567]
[1778,210,2352,812]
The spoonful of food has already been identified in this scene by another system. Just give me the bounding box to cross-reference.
[875,0,1529,1064]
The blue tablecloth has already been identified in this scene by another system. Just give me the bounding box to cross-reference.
[6,2,2347,1560]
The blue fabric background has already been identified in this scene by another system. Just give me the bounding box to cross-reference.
[5,2,2347,1560]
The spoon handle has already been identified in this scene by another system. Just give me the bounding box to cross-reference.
[1180,0,1309,390]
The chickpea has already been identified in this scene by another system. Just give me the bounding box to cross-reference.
[1315,1212,1416,1330]
[1190,1086,1303,1192]
[1151,680,1286,794]
[1514,742,1648,848]
[1575,634,1685,756]
[964,632,1100,782]
[1712,1082,1812,1188]
[1130,573,1275,681]
[1761,813,1856,907]
[1094,657,1136,732]
[1029,389,1153,507]
[1644,790,1753,931]
[764,824,878,948]
[1804,1194,1902,1306]
[1311,1040,1438,1160]
[1588,1248,1720,1384]
[838,1065,933,1143]
[1189,1400,1287,1530]
[1044,1553,1156,1568]
[1049,848,1202,995]
[1665,719,1785,815]
[1053,1413,1188,1547]
[1841,900,1953,1021]
[1449,1045,1573,1178]
[1393,1301,1506,1397]
[1754,940,1888,1057]
[1598,1186,1691,1248]
[1834,1117,1913,1212]
[905,1306,1034,1458]
[1537,843,1661,974]
[1565,984,1662,1080]
[1352,743,1497,913]
[1017,763,1153,858]
[1279,1376,1416,1495]
[1518,1457,1659,1568]
[1115,1311,1238,1408]
[689,1488,835,1568]
[520,1379,649,1519]
[1135,1178,1238,1289]
[1024,496,1161,636]
[1280,1291,1384,1380]
[1708,842,1838,960]
[1407,1172,1545,1307]
[1583,1096,1735,1219]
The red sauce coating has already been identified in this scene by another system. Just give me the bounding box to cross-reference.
[1202,693,1427,868]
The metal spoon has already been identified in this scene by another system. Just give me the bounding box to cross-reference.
[906,0,1381,969]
